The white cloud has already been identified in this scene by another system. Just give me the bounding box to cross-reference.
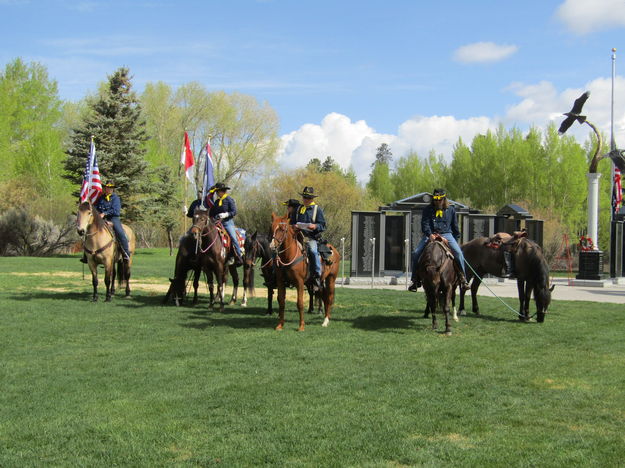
[556,0,625,35]
[453,42,518,64]
[277,112,494,183]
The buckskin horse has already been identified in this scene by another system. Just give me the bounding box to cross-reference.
[269,213,340,331]
[460,233,554,322]
[417,235,459,335]
[76,201,135,301]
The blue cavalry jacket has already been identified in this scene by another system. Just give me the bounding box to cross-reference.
[209,194,237,221]
[291,203,326,239]
[421,204,460,240]
[95,193,122,219]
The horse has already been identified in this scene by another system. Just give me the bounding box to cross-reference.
[269,213,340,331]
[76,201,135,302]
[417,236,459,335]
[460,234,554,322]
[190,209,247,311]
[243,231,275,314]
[163,233,206,306]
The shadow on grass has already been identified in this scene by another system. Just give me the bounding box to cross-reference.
[349,313,431,332]
[180,306,273,330]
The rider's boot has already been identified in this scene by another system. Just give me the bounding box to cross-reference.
[459,272,471,291]
[408,276,421,292]
[502,250,515,279]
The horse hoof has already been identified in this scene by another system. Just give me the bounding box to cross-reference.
[105,297,111,302]
[92,297,98,302]
[445,331,452,336]
[297,326,305,332]
[275,324,283,331]
[241,302,247,308]
[124,295,131,299]
[322,317,330,327]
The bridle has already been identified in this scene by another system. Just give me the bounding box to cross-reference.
[271,220,304,267]
[191,212,218,254]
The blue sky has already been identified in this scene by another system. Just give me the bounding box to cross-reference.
[2,0,625,180]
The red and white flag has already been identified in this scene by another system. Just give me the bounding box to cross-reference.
[180,131,195,186]
[80,139,102,203]
[614,167,622,214]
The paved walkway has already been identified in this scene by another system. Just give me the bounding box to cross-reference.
[340,277,625,304]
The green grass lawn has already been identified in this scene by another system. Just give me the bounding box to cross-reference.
[1,249,624,467]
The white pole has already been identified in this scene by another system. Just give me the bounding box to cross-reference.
[371,237,376,288]
[588,172,602,249]
[405,238,410,290]
[340,237,345,286]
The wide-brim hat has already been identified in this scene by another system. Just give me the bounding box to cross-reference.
[432,188,447,197]
[214,182,231,191]
[282,198,300,208]
[299,186,318,198]
[104,181,115,188]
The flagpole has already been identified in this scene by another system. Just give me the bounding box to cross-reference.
[183,131,188,232]
[611,48,617,223]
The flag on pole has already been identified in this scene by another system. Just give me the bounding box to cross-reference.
[613,167,622,215]
[79,139,102,203]
[201,140,215,208]
[180,131,195,187]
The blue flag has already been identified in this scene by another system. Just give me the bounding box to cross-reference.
[201,141,215,208]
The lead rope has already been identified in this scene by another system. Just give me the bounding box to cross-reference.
[463,259,527,319]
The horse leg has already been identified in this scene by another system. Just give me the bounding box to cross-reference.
[104,263,113,302]
[124,259,131,297]
[275,279,286,330]
[307,286,315,314]
[111,260,117,296]
[192,268,200,305]
[321,277,335,327]
[89,262,98,302]
[467,275,480,315]
[426,288,437,330]
[451,288,459,322]
[266,287,274,316]
[444,289,453,335]
[517,280,528,321]
[524,282,532,321]
[229,266,238,305]
[296,282,306,331]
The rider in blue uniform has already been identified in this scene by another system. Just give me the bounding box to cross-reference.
[409,188,469,291]
[208,182,243,265]
[291,186,326,292]
[95,181,130,260]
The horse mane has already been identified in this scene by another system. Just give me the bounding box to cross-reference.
[90,204,106,229]
[520,238,549,287]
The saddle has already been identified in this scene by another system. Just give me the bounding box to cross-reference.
[431,234,454,260]
[214,222,246,259]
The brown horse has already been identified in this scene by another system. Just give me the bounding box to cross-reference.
[460,235,554,322]
[269,214,340,331]
[163,233,204,306]
[76,201,135,301]
[417,236,459,335]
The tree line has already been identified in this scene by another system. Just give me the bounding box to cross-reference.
[0,57,610,257]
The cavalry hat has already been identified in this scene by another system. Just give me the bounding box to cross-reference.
[299,186,318,198]
[282,198,300,208]
[432,188,447,197]
[214,182,231,191]
[104,181,116,188]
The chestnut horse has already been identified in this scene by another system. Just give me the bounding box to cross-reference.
[76,201,135,301]
[460,235,554,322]
[417,236,459,335]
[269,214,340,331]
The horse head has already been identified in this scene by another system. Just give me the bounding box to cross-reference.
[270,213,293,253]
[76,201,93,236]
[190,208,210,239]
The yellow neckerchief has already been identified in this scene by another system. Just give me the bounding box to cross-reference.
[104,193,112,202]
[299,201,315,215]
[217,193,229,207]
[435,205,444,218]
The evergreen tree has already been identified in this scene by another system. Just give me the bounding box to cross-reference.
[64,67,148,221]
[373,143,392,167]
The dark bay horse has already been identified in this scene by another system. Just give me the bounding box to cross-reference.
[76,201,135,301]
[190,210,246,310]
[270,214,340,331]
[460,235,554,322]
[417,236,459,335]
[163,233,204,306]
[243,231,276,314]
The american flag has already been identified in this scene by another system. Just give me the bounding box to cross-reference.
[613,166,622,215]
[79,139,102,203]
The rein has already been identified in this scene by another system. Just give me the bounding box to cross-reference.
[272,222,305,268]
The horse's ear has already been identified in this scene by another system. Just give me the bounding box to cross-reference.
[252,230,257,240]
[549,284,555,292]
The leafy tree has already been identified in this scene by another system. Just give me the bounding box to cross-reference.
[0,58,70,220]
[373,143,392,167]
[306,158,322,172]
[366,161,394,204]
[64,67,148,222]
